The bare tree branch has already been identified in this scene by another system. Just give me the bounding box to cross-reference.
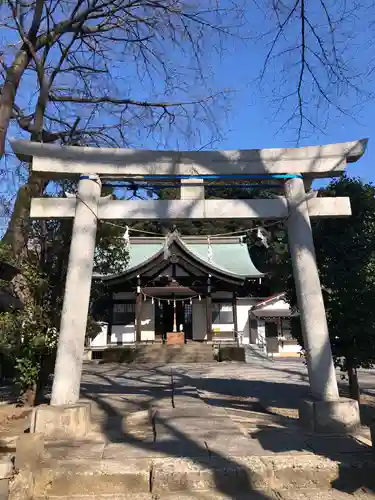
[257,0,372,140]
[0,0,242,254]
[48,93,222,108]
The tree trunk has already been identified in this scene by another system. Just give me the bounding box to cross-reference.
[0,0,45,157]
[22,383,37,407]
[35,352,54,405]
[2,175,46,258]
[3,59,52,258]
[347,359,360,403]
[0,50,31,158]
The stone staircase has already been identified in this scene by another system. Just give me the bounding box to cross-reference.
[27,398,375,500]
[31,491,375,500]
[6,370,375,500]
[244,344,273,363]
[134,343,216,363]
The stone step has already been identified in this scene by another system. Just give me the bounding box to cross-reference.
[34,492,375,500]
[244,345,272,363]
[132,345,216,363]
[35,492,274,500]
[33,493,375,500]
[32,453,375,498]
[34,459,150,497]
[99,344,216,364]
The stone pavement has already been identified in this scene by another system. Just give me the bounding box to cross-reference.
[4,360,375,499]
[25,361,375,499]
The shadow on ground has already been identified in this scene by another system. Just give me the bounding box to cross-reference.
[81,365,273,499]
[79,364,375,498]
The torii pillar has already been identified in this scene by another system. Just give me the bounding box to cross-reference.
[285,177,360,433]
[285,177,338,400]
[51,174,101,406]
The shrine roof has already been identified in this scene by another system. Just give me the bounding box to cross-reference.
[95,235,263,282]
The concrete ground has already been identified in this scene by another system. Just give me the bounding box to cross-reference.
[4,358,375,499]
[80,358,375,420]
[49,358,375,499]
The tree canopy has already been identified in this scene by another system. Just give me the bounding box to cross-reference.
[0,181,128,402]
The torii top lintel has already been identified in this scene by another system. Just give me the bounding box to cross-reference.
[10,138,368,179]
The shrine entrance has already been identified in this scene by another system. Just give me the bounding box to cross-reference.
[155,301,193,342]
[11,137,367,429]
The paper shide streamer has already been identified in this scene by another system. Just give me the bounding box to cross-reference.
[123,225,130,251]
[207,236,213,263]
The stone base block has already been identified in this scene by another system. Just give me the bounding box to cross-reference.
[0,458,12,500]
[151,456,268,494]
[299,397,360,434]
[8,470,33,500]
[0,459,12,480]
[15,434,44,471]
[30,404,91,439]
[0,479,8,500]
[33,459,150,497]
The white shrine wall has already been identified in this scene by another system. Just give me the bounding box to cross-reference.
[88,293,301,356]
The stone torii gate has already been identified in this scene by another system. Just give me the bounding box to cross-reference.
[11,138,368,436]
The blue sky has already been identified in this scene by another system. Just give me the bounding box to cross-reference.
[101,0,373,185]
[213,63,374,185]
[1,0,374,225]
[210,69,374,186]
[197,0,375,185]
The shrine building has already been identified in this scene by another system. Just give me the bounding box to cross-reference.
[89,233,299,357]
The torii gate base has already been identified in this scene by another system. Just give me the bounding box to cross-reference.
[12,139,366,438]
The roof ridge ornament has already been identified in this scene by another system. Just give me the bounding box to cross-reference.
[163,231,174,260]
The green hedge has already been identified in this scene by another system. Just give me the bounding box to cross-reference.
[102,347,137,363]
[218,346,245,362]
[0,347,56,382]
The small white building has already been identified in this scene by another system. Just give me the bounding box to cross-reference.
[249,293,301,357]
[89,234,301,357]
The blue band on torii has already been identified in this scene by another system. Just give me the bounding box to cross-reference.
[97,173,303,181]
[80,174,99,180]
[140,174,303,180]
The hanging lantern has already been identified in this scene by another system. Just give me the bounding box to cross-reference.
[190,298,192,305]
[198,295,201,301]
[151,297,154,304]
